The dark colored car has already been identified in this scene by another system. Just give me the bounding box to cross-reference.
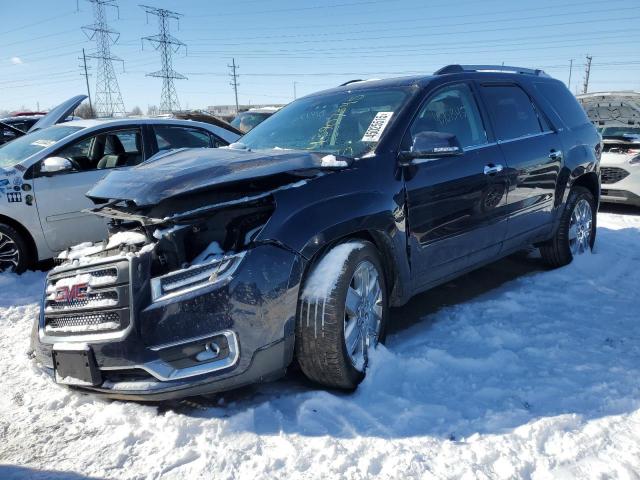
[0,115,43,145]
[32,65,601,400]
[230,108,277,133]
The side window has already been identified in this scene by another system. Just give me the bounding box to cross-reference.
[534,81,590,129]
[481,85,544,140]
[210,134,227,148]
[411,83,488,148]
[153,126,212,151]
[54,128,143,171]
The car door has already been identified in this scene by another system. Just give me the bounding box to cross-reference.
[403,82,510,291]
[32,126,145,252]
[478,83,561,244]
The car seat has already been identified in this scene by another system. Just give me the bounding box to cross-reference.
[97,134,126,169]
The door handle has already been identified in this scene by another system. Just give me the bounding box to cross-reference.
[549,150,563,160]
[483,164,504,175]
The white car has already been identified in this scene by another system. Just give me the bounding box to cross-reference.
[0,96,239,272]
[599,126,640,207]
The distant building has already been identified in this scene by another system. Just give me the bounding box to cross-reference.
[207,104,285,120]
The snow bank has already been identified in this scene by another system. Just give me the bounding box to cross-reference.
[1,212,640,479]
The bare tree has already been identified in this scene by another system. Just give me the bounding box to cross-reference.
[75,102,96,119]
[147,105,159,116]
[129,106,143,116]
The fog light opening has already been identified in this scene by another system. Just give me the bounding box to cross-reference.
[195,342,221,362]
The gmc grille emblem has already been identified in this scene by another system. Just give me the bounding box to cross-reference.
[55,283,89,303]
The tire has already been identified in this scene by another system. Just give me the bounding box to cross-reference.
[296,240,388,389]
[0,223,30,273]
[539,186,596,268]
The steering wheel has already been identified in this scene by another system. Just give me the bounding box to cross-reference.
[62,156,82,171]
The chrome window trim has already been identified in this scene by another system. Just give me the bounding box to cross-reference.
[495,130,555,145]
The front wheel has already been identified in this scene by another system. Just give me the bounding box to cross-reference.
[0,223,30,273]
[296,240,388,389]
[539,186,596,267]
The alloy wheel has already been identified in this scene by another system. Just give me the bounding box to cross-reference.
[343,260,383,371]
[568,198,593,256]
[0,231,20,272]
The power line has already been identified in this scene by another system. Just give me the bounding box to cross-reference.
[229,58,240,115]
[82,0,126,117]
[140,5,187,114]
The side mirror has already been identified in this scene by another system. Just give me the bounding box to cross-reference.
[41,156,73,174]
[398,131,463,165]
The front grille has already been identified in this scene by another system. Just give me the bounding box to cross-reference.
[46,290,118,312]
[601,167,630,184]
[45,312,121,334]
[44,260,130,337]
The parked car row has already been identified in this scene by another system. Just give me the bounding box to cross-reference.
[26,64,601,400]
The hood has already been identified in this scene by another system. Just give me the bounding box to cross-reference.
[87,147,351,207]
[576,92,640,127]
[28,95,87,133]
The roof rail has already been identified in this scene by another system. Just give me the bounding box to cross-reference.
[339,79,365,86]
[435,64,549,77]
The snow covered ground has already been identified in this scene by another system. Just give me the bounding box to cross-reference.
[1,210,640,479]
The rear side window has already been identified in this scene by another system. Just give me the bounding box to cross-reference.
[153,125,212,151]
[534,81,590,129]
[481,85,544,140]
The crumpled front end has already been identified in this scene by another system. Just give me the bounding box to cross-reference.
[32,187,305,400]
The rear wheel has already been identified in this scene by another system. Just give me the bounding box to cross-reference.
[539,186,596,267]
[0,223,29,273]
[296,240,388,389]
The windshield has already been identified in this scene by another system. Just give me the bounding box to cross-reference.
[0,125,83,169]
[602,126,640,137]
[238,87,412,158]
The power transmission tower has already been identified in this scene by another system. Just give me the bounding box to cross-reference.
[82,0,126,117]
[79,48,93,115]
[583,55,593,94]
[140,5,187,114]
[229,58,240,114]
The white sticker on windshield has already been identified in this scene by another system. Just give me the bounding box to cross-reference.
[31,139,56,148]
[361,111,393,142]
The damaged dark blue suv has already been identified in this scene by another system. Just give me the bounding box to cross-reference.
[32,65,601,400]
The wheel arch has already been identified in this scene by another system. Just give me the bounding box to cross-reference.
[571,171,600,206]
[300,229,409,308]
[0,214,38,268]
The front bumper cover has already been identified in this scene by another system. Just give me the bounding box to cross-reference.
[32,243,304,400]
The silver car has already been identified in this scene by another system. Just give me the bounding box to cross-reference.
[0,96,239,272]
[599,126,640,207]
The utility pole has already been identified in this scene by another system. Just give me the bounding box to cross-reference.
[140,5,187,114]
[293,81,298,100]
[79,48,93,115]
[583,55,593,95]
[568,59,573,91]
[229,58,240,114]
[82,0,126,117]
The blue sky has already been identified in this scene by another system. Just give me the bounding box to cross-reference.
[2,0,640,112]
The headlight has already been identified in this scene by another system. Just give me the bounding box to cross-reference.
[151,252,246,302]
[629,154,640,165]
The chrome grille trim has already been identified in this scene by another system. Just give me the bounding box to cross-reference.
[42,258,132,340]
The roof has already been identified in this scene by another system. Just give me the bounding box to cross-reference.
[60,117,233,129]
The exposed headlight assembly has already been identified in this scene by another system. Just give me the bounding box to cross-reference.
[151,252,246,302]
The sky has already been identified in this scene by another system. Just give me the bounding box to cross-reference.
[1,0,640,113]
